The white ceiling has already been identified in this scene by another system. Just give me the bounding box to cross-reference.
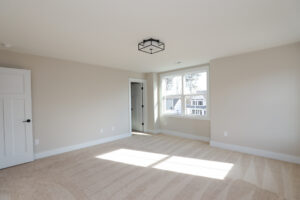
[0,0,299,73]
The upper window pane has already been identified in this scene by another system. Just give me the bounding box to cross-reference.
[162,76,182,96]
[184,72,207,95]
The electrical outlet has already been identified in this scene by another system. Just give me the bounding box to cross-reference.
[224,131,228,137]
[100,128,104,133]
[35,139,39,145]
[112,126,115,131]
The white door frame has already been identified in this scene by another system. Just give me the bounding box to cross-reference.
[129,78,147,135]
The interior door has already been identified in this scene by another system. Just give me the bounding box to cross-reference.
[0,67,34,169]
[131,83,144,132]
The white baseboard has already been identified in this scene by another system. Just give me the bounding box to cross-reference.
[210,140,300,164]
[145,129,160,134]
[35,133,131,159]
[160,129,210,142]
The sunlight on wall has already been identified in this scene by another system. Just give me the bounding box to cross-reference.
[153,74,158,126]
[96,149,168,167]
[96,149,233,179]
[153,156,233,179]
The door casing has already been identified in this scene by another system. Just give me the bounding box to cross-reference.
[128,78,147,134]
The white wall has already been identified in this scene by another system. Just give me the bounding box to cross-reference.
[0,50,145,154]
[210,42,300,157]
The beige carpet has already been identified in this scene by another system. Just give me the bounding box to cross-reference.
[0,133,299,200]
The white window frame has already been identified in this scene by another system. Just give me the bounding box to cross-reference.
[160,65,209,120]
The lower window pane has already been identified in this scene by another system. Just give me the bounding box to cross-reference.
[165,97,181,114]
[185,95,207,116]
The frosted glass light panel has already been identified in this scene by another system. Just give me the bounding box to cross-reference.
[184,72,207,94]
[185,95,207,116]
[164,97,182,114]
[162,76,182,96]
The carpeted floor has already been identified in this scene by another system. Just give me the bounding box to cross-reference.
[0,133,299,200]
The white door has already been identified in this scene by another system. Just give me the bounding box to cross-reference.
[0,67,34,169]
[131,83,144,132]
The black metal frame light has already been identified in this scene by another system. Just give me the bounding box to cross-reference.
[138,38,165,54]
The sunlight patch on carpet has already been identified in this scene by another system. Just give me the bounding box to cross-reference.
[96,148,233,179]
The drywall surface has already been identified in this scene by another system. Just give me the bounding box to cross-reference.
[210,42,300,156]
[0,50,145,153]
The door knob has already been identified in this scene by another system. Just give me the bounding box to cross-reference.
[23,119,31,123]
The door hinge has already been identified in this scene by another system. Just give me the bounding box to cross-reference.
[142,122,144,126]
[141,105,144,108]
[141,87,144,90]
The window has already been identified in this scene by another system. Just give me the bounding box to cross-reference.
[161,75,182,114]
[161,66,209,119]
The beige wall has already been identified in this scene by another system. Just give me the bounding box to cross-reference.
[2,41,299,157]
[210,42,300,156]
[146,73,159,132]
[158,66,211,138]
[159,116,210,137]
[0,50,145,154]
[146,73,154,130]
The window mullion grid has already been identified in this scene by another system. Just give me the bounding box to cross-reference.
[162,95,166,113]
[164,94,181,98]
[161,67,209,118]
[181,74,185,115]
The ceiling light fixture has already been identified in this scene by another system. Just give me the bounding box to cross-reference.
[138,38,165,54]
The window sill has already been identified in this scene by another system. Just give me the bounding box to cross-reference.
[161,114,210,120]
